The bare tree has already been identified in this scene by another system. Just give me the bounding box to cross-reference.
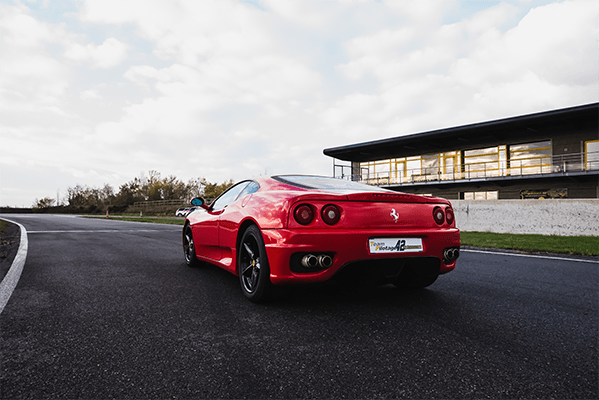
[33,197,56,209]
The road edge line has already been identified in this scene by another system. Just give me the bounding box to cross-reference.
[0,218,28,314]
[461,248,599,264]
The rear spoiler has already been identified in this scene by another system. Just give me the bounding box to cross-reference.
[347,192,451,204]
[288,191,451,205]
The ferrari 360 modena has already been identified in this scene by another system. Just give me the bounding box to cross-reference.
[183,175,460,302]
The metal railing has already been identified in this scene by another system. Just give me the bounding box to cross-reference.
[335,151,599,186]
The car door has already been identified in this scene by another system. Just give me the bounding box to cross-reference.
[217,181,260,248]
[191,181,250,260]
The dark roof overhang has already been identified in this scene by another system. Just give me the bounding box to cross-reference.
[323,103,598,162]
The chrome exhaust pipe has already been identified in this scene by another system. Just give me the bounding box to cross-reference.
[443,248,460,261]
[443,248,451,260]
[318,254,333,268]
[301,254,319,268]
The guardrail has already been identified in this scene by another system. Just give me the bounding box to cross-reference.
[335,151,599,186]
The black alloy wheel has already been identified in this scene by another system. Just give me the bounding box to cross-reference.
[183,225,200,267]
[238,225,272,302]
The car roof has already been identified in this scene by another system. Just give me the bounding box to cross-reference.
[255,175,450,204]
[270,175,391,192]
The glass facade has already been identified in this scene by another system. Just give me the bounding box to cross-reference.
[509,140,552,174]
[360,141,554,184]
[356,138,598,199]
[464,146,499,178]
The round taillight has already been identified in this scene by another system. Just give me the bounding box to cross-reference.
[321,204,341,225]
[445,207,454,225]
[433,206,445,225]
[294,204,314,225]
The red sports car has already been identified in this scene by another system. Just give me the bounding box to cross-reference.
[183,175,460,302]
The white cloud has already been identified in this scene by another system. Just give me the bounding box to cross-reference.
[80,89,101,100]
[78,0,276,61]
[262,0,333,28]
[505,0,599,86]
[327,0,598,136]
[0,0,597,207]
[64,37,129,69]
[0,3,70,104]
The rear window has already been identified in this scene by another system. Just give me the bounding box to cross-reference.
[272,175,389,192]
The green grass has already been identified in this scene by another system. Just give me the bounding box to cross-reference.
[117,217,185,225]
[461,231,599,256]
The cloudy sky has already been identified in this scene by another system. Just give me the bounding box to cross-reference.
[1,0,597,207]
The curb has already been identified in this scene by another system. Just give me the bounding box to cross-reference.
[0,218,28,314]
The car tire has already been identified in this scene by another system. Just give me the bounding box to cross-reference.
[183,224,200,267]
[238,225,273,302]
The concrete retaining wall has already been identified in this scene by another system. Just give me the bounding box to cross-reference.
[451,199,599,236]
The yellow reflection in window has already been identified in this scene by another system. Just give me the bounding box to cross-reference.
[585,140,599,170]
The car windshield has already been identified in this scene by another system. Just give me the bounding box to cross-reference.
[272,175,390,192]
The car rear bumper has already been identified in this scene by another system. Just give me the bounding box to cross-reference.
[261,228,460,285]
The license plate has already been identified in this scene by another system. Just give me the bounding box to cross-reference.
[369,238,423,254]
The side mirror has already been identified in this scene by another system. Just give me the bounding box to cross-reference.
[190,197,210,210]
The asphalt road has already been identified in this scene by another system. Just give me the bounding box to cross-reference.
[0,214,597,399]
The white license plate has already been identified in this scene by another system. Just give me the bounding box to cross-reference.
[369,238,423,254]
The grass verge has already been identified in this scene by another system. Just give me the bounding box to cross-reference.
[85,215,185,226]
[461,231,599,256]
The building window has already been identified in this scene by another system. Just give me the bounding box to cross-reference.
[443,152,459,179]
[358,140,552,184]
[509,140,552,175]
[421,154,440,176]
[360,152,460,184]
[405,156,422,181]
[498,145,508,175]
[585,140,599,170]
[463,191,498,200]
[361,159,393,184]
[464,146,499,178]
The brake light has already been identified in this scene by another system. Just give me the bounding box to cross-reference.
[294,204,314,225]
[445,207,454,225]
[433,206,445,225]
[321,204,341,225]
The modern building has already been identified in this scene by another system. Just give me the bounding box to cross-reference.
[324,103,598,199]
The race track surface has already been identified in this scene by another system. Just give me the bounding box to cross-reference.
[1,214,597,399]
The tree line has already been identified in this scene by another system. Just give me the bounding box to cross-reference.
[32,170,234,213]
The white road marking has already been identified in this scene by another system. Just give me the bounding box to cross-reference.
[461,248,599,264]
[28,228,180,234]
[0,218,28,314]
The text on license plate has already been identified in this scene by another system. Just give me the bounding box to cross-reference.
[369,238,423,253]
